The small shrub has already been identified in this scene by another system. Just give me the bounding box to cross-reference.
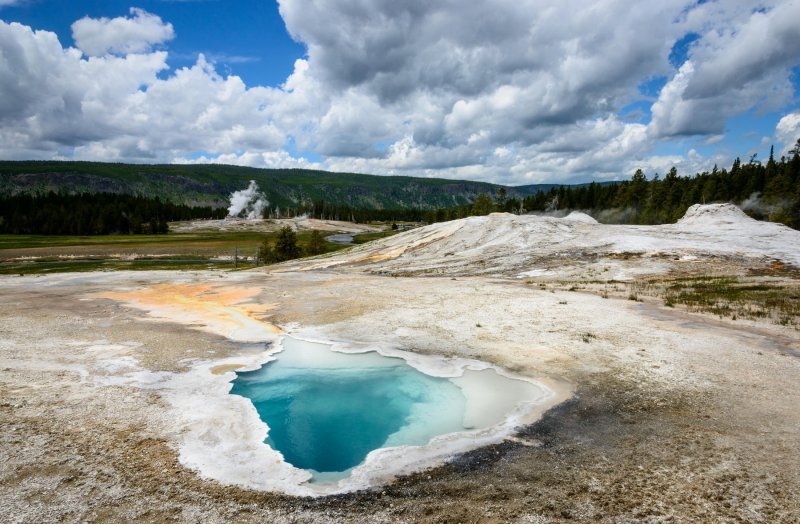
[305,230,326,256]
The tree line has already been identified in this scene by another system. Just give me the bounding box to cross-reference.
[2,140,797,235]
[0,190,422,235]
[0,192,227,235]
[256,226,327,264]
[263,200,425,223]
[424,141,800,230]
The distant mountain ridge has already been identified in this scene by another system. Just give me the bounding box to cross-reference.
[0,161,560,210]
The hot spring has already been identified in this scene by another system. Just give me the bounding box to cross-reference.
[230,336,551,485]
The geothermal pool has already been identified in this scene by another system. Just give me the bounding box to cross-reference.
[230,336,549,484]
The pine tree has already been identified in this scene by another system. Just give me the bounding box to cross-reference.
[257,238,276,264]
[305,230,326,256]
[274,226,301,261]
[471,193,495,216]
[630,168,649,210]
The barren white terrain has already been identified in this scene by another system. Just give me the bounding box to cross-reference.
[168,216,384,234]
[1,204,798,522]
[293,204,800,277]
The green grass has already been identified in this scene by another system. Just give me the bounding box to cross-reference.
[0,232,267,250]
[0,229,354,274]
[0,259,237,275]
[351,230,401,244]
[628,276,799,327]
[0,230,349,253]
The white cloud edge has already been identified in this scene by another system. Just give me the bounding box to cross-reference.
[0,2,798,184]
[71,7,175,57]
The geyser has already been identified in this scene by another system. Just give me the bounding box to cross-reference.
[228,180,268,219]
[230,336,548,483]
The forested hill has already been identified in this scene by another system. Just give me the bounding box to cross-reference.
[0,161,557,210]
[425,144,800,230]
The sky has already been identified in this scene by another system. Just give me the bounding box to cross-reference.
[1,0,799,185]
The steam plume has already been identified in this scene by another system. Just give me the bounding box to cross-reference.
[228,180,268,219]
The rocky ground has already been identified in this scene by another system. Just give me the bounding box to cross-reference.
[1,206,799,522]
[168,216,384,234]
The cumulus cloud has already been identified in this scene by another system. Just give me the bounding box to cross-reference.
[271,0,708,182]
[71,8,175,56]
[0,18,291,163]
[177,150,323,170]
[279,0,686,149]
[1,2,799,184]
[0,21,169,153]
[683,2,800,101]
[649,1,800,138]
[275,0,800,182]
[776,112,800,155]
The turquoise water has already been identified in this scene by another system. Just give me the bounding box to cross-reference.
[230,337,469,478]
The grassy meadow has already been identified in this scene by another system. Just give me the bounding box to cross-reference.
[0,228,398,275]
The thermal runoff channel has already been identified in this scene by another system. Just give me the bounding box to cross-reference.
[230,337,545,482]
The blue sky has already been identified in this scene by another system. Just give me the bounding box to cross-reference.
[1,0,305,86]
[1,0,799,184]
